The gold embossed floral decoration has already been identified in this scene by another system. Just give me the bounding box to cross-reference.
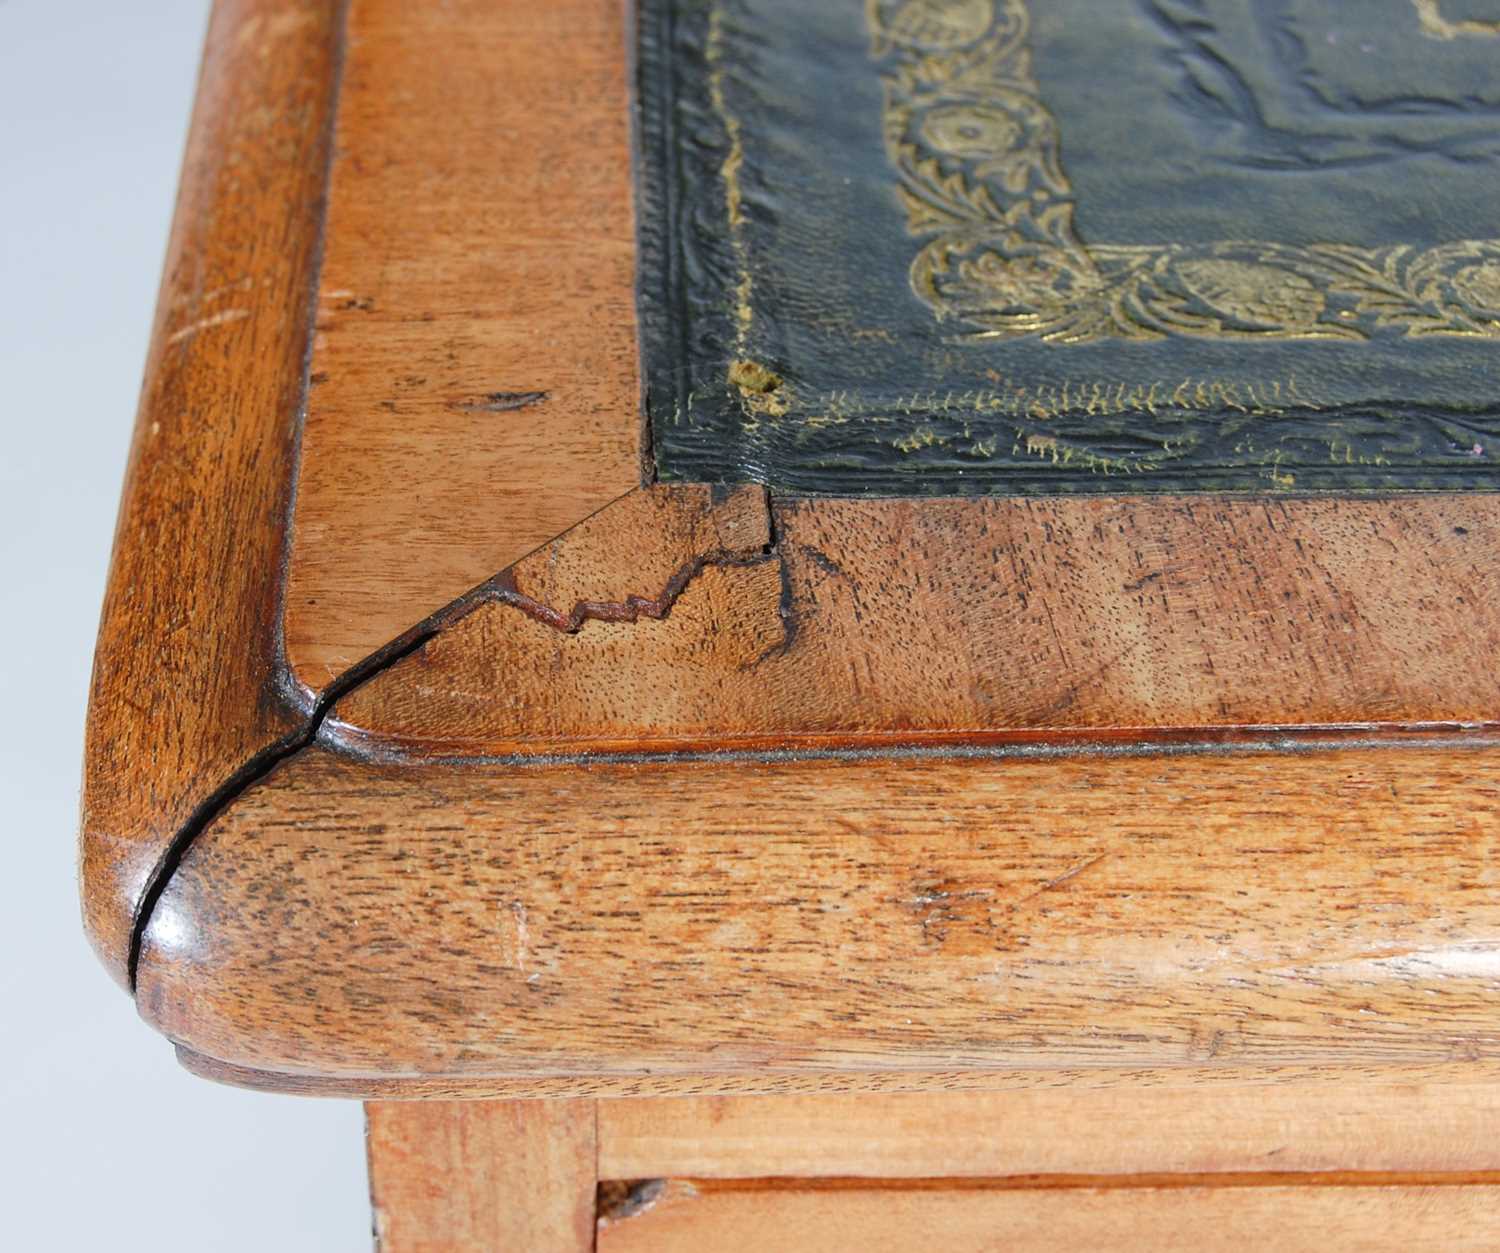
[870,0,1500,342]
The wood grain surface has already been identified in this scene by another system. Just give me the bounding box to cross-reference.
[595,1178,1500,1252]
[595,1081,1500,1179]
[84,0,1500,1154]
[281,0,643,692]
[135,740,1500,1089]
[79,0,340,987]
[329,495,1500,757]
[175,1054,1500,1102]
[367,1100,597,1253]
[362,1090,1500,1248]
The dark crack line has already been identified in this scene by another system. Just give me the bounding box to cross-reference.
[125,621,443,991]
[125,498,779,990]
[487,549,775,633]
[126,0,359,993]
[125,465,1498,992]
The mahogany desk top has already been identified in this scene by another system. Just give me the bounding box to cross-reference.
[83,0,1500,1109]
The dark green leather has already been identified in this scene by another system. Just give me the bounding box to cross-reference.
[635,0,1500,494]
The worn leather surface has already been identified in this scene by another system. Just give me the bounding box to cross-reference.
[635,0,1500,493]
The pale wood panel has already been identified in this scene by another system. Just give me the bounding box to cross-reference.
[136,742,1500,1088]
[367,1100,596,1253]
[283,0,642,691]
[177,1054,1500,1103]
[597,1180,1500,1253]
[80,0,340,986]
[599,1081,1500,1179]
[330,495,1500,757]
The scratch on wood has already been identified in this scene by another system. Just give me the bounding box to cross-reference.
[511,900,529,974]
[904,884,994,945]
[166,308,251,345]
[451,390,550,413]
[235,10,317,51]
[1013,853,1110,907]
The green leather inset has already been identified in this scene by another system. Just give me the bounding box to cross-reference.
[636,0,1500,494]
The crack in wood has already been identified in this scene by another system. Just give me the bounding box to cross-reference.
[487,549,778,635]
[125,488,781,987]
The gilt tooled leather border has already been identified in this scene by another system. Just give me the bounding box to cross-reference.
[882,0,1500,345]
[633,0,1500,495]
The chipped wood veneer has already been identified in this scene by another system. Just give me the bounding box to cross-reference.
[328,493,1500,757]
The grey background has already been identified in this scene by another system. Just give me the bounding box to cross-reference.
[1,3,369,1247]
